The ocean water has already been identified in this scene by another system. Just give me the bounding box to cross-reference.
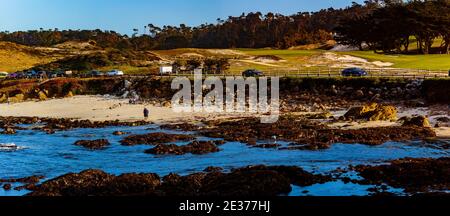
[0,124,448,196]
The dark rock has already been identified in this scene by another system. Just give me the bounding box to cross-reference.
[27,165,331,196]
[401,116,431,127]
[436,117,450,123]
[0,175,44,184]
[113,131,130,136]
[0,116,149,132]
[253,144,281,149]
[27,169,160,196]
[14,184,37,191]
[160,123,201,131]
[203,167,223,172]
[145,141,220,155]
[213,140,226,145]
[354,157,450,193]
[74,139,110,150]
[159,167,294,196]
[44,128,55,134]
[121,132,195,146]
[3,184,11,190]
[199,116,435,150]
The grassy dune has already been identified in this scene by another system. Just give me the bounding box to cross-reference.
[0,41,448,75]
[0,42,55,72]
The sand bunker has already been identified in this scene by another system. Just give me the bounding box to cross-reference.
[309,52,394,68]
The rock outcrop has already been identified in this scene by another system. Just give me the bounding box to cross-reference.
[354,157,450,193]
[344,103,397,121]
[26,165,332,196]
[144,141,220,155]
[401,116,431,127]
[74,139,110,150]
[8,93,25,103]
[120,132,195,146]
[1,127,16,135]
[27,169,161,196]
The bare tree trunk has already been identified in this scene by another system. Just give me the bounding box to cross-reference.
[403,37,409,53]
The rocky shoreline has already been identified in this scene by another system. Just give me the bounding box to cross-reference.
[5,157,444,196]
[0,116,150,134]
[1,77,449,197]
[196,115,437,150]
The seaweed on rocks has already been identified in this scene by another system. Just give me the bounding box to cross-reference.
[120,132,195,146]
[353,157,450,193]
[27,165,331,196]
[144,141,220,155]
[74,139,110,150]
[0,116,150,132]
[199,116,436,150]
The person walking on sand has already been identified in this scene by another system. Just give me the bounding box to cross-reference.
[143,107,149,119]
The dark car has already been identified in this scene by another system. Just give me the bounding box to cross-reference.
[13,72,25,79]
[46,71,64,78]
[90,70,104,77]
[341,68,368,77]
[242,69,264,77]
[25,70,38,78]
[36,71,47,78]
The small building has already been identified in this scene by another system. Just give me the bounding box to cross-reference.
[159,66,174,74]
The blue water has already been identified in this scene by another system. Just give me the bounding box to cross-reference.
[0,124,449,196]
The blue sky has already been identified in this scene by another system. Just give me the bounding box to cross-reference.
[0,0,364,35]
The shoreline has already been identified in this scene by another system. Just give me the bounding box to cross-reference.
[0,95,449,138]
[0,95,251,124]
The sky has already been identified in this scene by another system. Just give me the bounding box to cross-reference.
[0,0,365,35]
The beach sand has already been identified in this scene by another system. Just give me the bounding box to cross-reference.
[0,95,239,123]
[1,95,448,138]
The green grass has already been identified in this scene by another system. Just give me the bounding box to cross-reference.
[235,48,323,57]
[98,65,158,75]
[340,51,450,71]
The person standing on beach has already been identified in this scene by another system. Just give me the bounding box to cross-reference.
[143,108,149,119]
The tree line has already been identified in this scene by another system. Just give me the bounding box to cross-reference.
[335,0,450,54]
[0,1,376,49]
[0,0,448,54]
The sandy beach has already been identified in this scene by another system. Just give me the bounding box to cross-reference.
[0,95,251,124]
[1,95,449,138]
[0,95,194,123]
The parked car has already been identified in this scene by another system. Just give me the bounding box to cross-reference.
[36,71,47,78]
[8,72,25,79]
[106,70,124,76]
[25,70,38,78]
[7,72,18,79]
[341,68,368,77]
[46,71,65,78]
[90,70,105,77]
[242,69,264,77]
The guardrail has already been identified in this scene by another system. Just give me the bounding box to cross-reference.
[3,67,449,80]
[170,67,449,79]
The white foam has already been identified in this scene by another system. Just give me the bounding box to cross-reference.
[0,143,26,151]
